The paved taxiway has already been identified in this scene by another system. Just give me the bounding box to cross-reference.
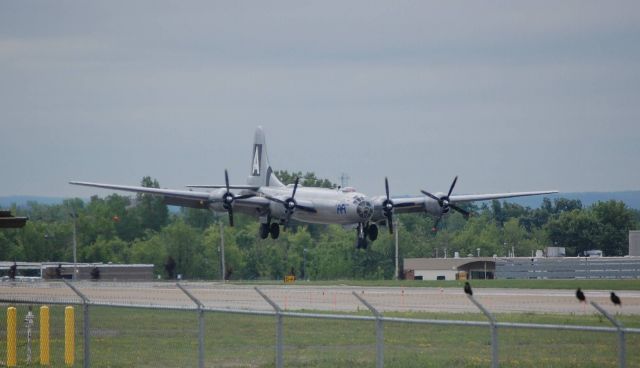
[1,282,639,315]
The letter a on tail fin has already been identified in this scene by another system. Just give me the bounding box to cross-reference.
[247,126,284,188]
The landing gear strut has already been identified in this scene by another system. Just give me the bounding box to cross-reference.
[356,223,368,249]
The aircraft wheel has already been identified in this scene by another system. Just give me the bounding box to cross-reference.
[367,224,378,241]
[270,223,280,239]
[259,223,270,239]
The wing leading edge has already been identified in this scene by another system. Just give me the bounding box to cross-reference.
[68,181,270,210]
[389,190,558,214]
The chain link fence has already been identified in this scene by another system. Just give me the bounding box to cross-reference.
[0,281,639,367]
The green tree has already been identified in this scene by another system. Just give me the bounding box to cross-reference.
[545,210,601,256]
[134,176,169,232]
[591,200,635,256]
[81,236,130,263]
[161,220,205,279]
[130,233,167,276]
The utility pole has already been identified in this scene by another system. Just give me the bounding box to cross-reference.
[303,248,307,280]
[219,221,226,281]
[394,217,399,280]
[340,173,350,188]
[70,211,78,280]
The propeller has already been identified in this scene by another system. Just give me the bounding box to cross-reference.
[263,177,313,228]
[420,176,470,232]
[382,177,395,234]
[220,169,254,227]
[380,177,414,234]
[283,177,300,226]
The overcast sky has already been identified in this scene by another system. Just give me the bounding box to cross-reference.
[1,1,639,198]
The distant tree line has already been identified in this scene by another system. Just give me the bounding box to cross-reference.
[1,173,638,280]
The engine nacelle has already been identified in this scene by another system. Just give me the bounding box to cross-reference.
[269,201,288,219]
[207,188,229,212]
[423,191,446,216]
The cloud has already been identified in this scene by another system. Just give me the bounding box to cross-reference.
[1,1,639,196]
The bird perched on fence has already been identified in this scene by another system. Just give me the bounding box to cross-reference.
[464,282,473,296]
[576,288,586,303]
[610,292,621,307]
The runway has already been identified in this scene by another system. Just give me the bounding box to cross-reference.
[1,281,639,315]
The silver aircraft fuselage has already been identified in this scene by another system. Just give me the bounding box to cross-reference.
[258,186,375,225]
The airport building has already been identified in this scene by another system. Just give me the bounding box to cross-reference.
[404,257,496,280]
[630,230,640,256]
[404,256,640,280]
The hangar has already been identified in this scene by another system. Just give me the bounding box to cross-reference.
[404,257,496,280]
[405,256,640,280]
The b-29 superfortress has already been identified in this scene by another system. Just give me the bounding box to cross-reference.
[71,127,557,249]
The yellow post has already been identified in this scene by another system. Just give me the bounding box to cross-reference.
[65,306,75,366]
[7,306,17,367]
[40,306,50,366]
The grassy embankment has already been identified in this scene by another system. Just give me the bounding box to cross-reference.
[2,304,639,367]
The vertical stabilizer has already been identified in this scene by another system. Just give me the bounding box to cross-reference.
[247,127,284,187]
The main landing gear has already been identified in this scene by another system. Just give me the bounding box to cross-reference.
[356,223,379,249]
[259,222,280,240]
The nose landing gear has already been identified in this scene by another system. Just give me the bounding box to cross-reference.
[367,224,378,241]
[356,223,378,249]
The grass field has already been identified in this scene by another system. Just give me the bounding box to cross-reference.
[237,278,640,291]
[1,304,639,367]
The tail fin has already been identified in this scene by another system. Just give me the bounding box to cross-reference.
[247,126,284,188]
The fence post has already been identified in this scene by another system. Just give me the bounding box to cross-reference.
[65,306,75,366]
[40,306,50,366]
[177,283,205,368]
[353,292,384,368]
[255,287,284,368]
[590,301,625,368]
[7,306,17,367]
[64,280,90,368]
[467,294,498,368]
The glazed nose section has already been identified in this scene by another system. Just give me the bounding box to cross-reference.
[356,200,374,221]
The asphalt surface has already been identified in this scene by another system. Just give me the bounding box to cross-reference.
[1,281,639,315]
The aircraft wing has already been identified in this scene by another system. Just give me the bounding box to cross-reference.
[449,190,558,203]
[230,196,272,209]
[186,184,260,190]
[69,181,271,212]
[70,181,212,200]
[69,181,216,209]
[389,190,558,214]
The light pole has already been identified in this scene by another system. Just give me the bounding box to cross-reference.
[302,248,307,280]
[394,217,399,280]
[69,210,78,280]
[219,221,225,281]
